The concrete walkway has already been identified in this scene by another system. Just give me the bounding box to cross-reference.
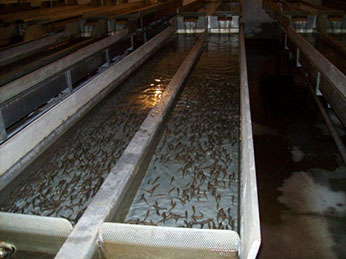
[246,38,346,259]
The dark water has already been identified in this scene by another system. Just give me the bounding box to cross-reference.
[124,34,240,230]
[0,35,198,225]
[302,33,346,75]
[10,251,54,259]
[245,38,346,259]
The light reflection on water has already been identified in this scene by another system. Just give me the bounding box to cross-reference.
[137,82,165,108]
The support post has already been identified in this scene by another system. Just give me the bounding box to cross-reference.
[0,110,7,142]
[65,70,73,93]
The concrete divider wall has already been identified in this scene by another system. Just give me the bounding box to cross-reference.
[239,23,261,259]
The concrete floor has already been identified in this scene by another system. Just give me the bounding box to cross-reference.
[246,38,346,259]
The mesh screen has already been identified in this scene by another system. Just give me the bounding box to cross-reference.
[99,223,239,259]
[0,212,72,254]
[0,212,72,237]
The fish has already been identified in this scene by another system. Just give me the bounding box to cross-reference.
[198,218,213,225]
[168,186,175,195]
[65,205,74,213]
[47,210,55,217]
[168,202,176,212]
[218,222,224,229]
[230,219,235,229]
[192,212,204,221]
[212,221,217,229]
[165,213,174,221]
[78,197,83,206]
[144,209,150,221]
[145,183,160,195]
[152,176,160,185]
[55,206,62,215]
[222,169,227,180]
[197,194,204,202]
[125,219,140,224]
[203,190,208,199]
[152,193,165,198]
[185,194,190,201]
[142,221,157,226]
[153,201,167,210]
[161,212,167,224]
[85,189,91,201]
[216,194,221,203]
[71,175,81,185]
[31,199,36,208]
[139,194,150,205]
[177,197,186,206]
[182,189,188,197]
[207,181,212,191]
[166,212,182,223]
[217,208,227,220]
[184,220,191,228]
[70,202,81,208]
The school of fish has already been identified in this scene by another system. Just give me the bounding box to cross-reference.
[124,35,240,230]
[0,36,198,225]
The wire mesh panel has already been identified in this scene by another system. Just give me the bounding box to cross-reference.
[99,223,240,259]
